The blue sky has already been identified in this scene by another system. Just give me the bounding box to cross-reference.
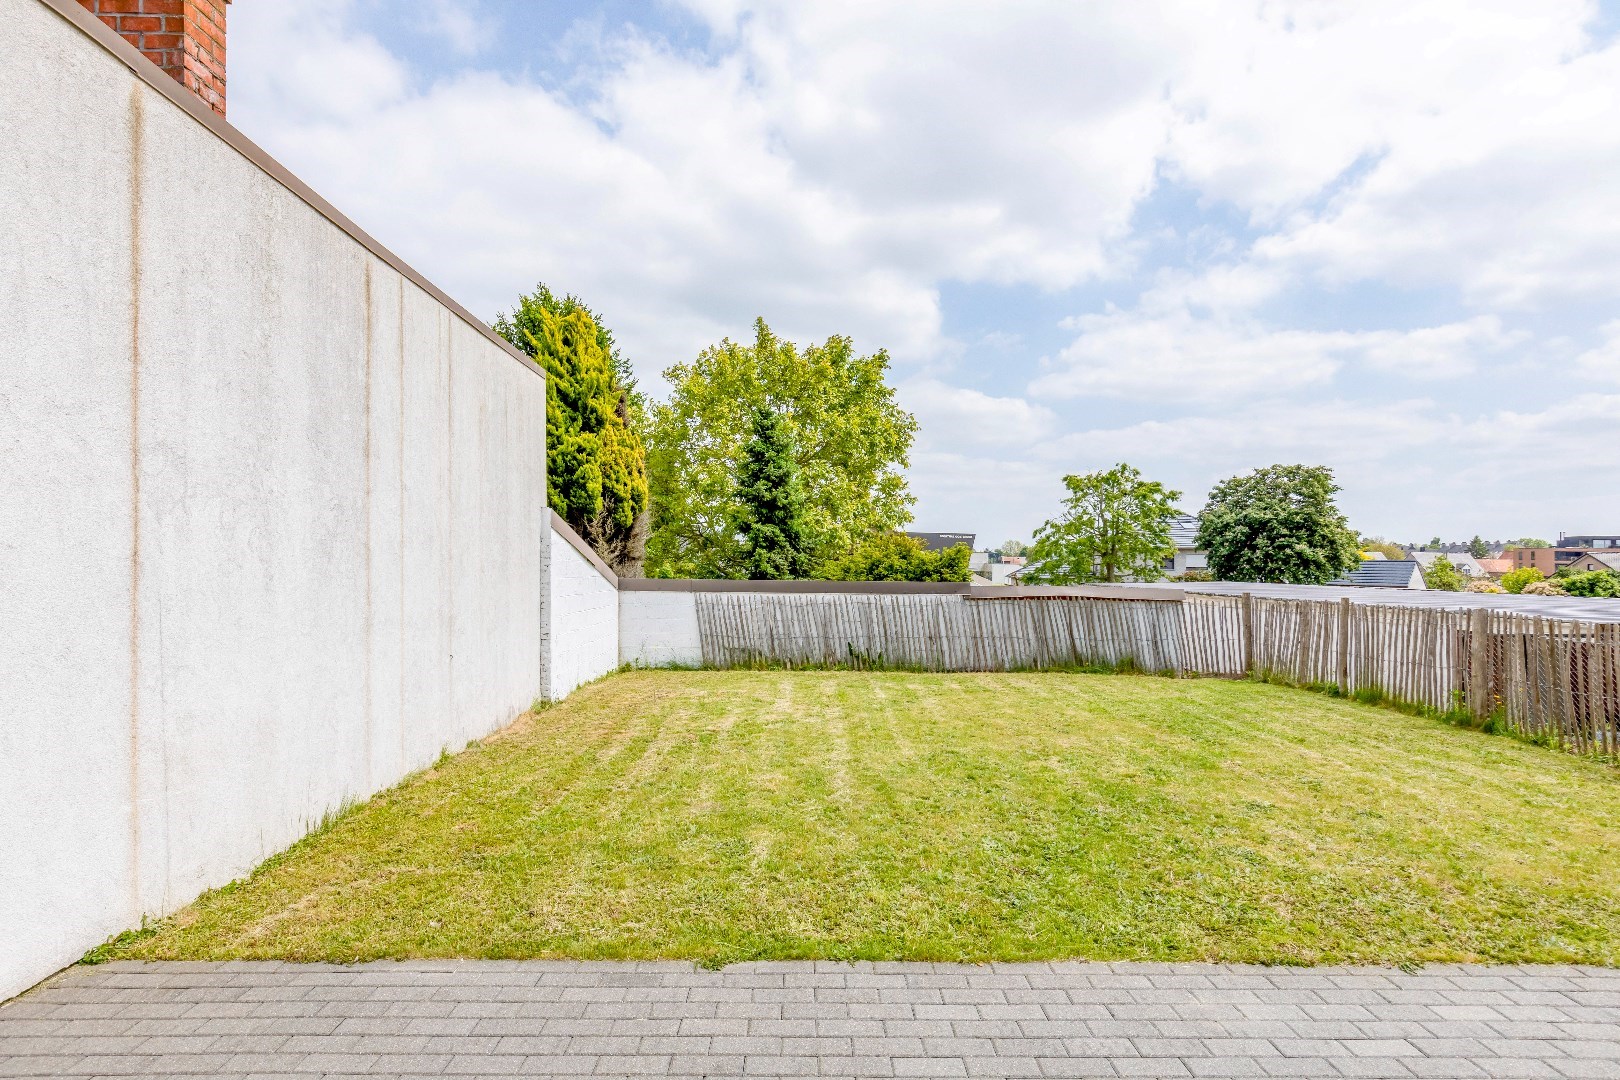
[227,0,1620,547]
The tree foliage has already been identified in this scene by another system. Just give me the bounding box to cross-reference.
[818,533,971,583]
[1467,535,1490,559]
[997,540,1030,558]
[647,319,917,578]
[1423,556,1467,592]
[1196,465,1361,585]
[1508,537,1552,549]
[494,283,647,428]
[732,408,813,580]
[1500,567,1544,594]
[1359,538,1407,561]
[495,294,648,574]
[1020,464,1182,584]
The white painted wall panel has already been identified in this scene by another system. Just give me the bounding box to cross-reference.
[0,0,138,1005]
[545,528,620,700]
[0,0,545,1000]
[619,591,704,668]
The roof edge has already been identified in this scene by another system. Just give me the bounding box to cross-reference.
[549,511,617,586]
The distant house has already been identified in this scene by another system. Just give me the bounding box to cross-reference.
[986,556,1024,585]
[1475,558,1514,578]
[1409,550,1485,578]
[1330,560,1427,590]
[1164,514,1208,578]
[1562,551,1620,575]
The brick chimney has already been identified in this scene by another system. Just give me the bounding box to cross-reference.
[78,1,229,117]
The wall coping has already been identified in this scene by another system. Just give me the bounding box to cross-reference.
[618,579,1185,600]
[35,0,543,383]
[975,585,1185,601]
[549,511,618,586]
[620,579,971,594]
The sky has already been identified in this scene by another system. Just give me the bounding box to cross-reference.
[225,0,1620,548]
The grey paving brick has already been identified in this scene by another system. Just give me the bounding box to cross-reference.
[3,961,1615,1079]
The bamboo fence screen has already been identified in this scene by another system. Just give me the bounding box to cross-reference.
[692,590,1619,753]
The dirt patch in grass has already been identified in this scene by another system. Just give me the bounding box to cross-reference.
[99,671,1620,966]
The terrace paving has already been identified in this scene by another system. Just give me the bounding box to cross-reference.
[4,960,1618,1079]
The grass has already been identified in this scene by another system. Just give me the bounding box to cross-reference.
[98,670,1620,967]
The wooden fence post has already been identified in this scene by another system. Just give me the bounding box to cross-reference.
[1241,592,1254,678]
[1468,607,1490,720]
[1337,597,1351,696]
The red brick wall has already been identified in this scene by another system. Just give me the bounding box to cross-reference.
[78,0,228,117]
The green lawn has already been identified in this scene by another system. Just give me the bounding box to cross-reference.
[103,670,1620,966]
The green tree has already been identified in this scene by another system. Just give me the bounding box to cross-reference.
[498,300,648,574]
[647,319,917,578]
[1423,556,1467,592]
[732,408,812,580]
[1499,566,1544,594]
[1468,535,1490,559]
[1359,537,1407,561]
[818,533,972,583]
[1020,464,1182,584]
[1428,536,1443,549]
[1559,569,1620,598]
[493,283,648,429]
[1508,537,1552,549]
[997,539,1030,558]
[1196,464,1361,584]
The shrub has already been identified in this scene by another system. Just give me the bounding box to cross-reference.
[818,533,972,583]
[1422,555,1467,592]
[1499,566,1544,594]
[1466,580,1505,593]
[1559,569,1620,598]
[1178,567,1214,582]
[1521,579,1566,596]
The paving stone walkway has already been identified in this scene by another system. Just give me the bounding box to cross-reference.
[3,961,1618,1078]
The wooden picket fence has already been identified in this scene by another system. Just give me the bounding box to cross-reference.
[691,590,1620,754]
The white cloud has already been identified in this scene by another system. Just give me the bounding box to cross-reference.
[222,0,1620,540]
[1574,321,1620,384]
[1032,301,1518,402]
[901,379,1055,450]
[418,0,496,56]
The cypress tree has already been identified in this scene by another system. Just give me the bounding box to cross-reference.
[503,303,648,574]
[733,407,811,580]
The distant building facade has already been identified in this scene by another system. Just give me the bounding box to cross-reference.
[904,532,975,552]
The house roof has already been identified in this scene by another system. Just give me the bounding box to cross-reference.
[1476,558,1514,575]
[1569,551,1620,571]
[1330,560,1422,588]
[1408,550,1484,575]
[1168,514,1200,549]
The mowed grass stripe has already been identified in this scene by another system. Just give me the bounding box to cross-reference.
[101,671,1620,966]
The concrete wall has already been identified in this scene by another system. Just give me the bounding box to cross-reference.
[542,515,620,700]
[620,589,705,668]
[0,0,546,1000]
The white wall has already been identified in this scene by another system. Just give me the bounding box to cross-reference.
[0,0,546,1000]
[543,521,620,700]
[620,590,704,667]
